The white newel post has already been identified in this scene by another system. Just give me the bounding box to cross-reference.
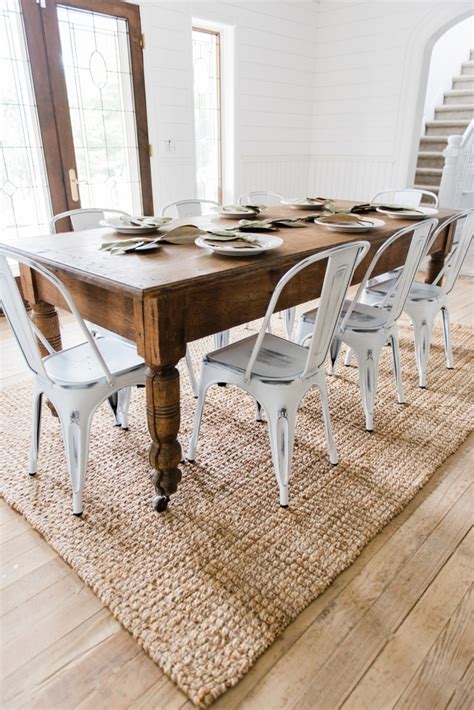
[438,120,474,209]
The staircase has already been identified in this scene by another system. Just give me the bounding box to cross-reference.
[414,48,474,197]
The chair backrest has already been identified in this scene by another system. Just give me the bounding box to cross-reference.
[238,191,285,206]
[161,199,220,218]
[371,188,439,208]
[341,218,438,331]
[431,209,474,294]
[0,248,116,385]
[244,240,370,381]
[50,208,132,233]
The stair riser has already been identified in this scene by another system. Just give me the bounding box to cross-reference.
[453,78,474,90]
[444,93,474,105]
[420,138,449,152]
[416,155,445,169]
[415,172,442,187]
[435,107,474,120]
[461,63,474,75]
[426,124,468,136]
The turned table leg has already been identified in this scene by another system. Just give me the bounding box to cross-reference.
[31,301,62,417]
[146,364,182,512]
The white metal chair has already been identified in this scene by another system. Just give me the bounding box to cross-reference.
[161,199,220,218]
[238,191,296,338]
[0,248,147,515]
[359,210,473,388]
[187,240,370,508]
[238,191,285,206]
[296,219,438,431]
[371,188,439,208]
[50,207,201,400]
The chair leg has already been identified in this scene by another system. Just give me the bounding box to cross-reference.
[283,308,296,340]
[107,391,121,426]
[390,334,405,404]
[185,347,199,398]
[441,307,454,369]
[28,390,43,475]
[255,401,263,422]
[213,330,230,349]
[187,370,212,461]
[412,316,433,389]
[354,344,382,432]
[266,404,297,507]
[61,409,92,515]
[328,338,342,375]
[344,347,353,366]
[117,388,132,430]
[317,377,338,465]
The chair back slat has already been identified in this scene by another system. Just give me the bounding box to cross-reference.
[244,241,369,381]
[238,191,285,206]
[161,200,220,218]
[371,188,438,208]
[50,208,131,234]
[0,255,47,379]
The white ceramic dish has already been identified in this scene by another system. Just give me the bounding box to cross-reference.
[217,207,267,219]
[99,216,172,235]
[375,206,438,220]
[281,199,326,210]
[195,234,283,256]
[314,216,385,233]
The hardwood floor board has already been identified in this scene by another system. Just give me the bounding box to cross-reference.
[289,486,472,710]
[224,443,473,709]
[342,530,473,709]
[1,526,46,564]
[0,514,32,542]
[129,673,189,710]
[1,579,103,679]
[395,586,472,710]
[0,538,57,590]
[447,661,473,710]
[0,556,73,616]
[2,609,120,708]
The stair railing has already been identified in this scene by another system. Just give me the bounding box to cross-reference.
[438,119,474,208]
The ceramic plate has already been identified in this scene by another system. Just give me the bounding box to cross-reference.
[99,216,172,235]
[195,234,283,256]
[314,216,385,233]
[217,207,267,219]
[375,206,438,220]
[281,199,326,210]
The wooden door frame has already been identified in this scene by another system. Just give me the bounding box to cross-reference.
[26,0,154,216]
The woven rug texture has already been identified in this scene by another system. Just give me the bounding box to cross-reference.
[1,318,473,707]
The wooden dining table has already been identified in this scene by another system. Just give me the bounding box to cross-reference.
[1,204,457,511]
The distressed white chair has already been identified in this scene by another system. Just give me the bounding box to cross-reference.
[50,207,201,400]
[238,191,297,338]
[296,219,438,431]
[187,240,370,508]
[359,210,473,388]
[0,248,147,516]
[371,188,439,208]
[238,191,285,206]
[161,199,220,218]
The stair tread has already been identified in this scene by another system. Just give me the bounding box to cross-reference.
[445,89,474,96]
[413,184,440,192]
[416,167,443,175]
[417,151,444,157]
[436,104,474,110]
[425,119,470,126]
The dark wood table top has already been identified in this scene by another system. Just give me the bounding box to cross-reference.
[0,204,456,297]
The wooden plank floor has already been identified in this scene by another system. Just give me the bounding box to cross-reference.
[1,277,473,709]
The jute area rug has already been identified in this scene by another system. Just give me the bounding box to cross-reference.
[1,318,473,707]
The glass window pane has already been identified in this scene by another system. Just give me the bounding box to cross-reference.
[192,29,222,203]
[0,1,52,240]
[57,5,142,214]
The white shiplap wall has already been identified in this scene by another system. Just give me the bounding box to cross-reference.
[309,1,473,201]
[139,0,318,211]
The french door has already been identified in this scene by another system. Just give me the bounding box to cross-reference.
[1,0,153,241]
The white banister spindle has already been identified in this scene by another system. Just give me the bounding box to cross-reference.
[438,120,474,209]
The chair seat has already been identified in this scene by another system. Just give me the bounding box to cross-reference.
[205,333,309,380]
[44,336,144,386]
[302,300,390,333]
[367,278,443,303]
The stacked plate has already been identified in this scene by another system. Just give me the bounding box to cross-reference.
[281,198,326,210]
[314,216,385,233]
[375,206,438,220]
[99,216,172,235]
